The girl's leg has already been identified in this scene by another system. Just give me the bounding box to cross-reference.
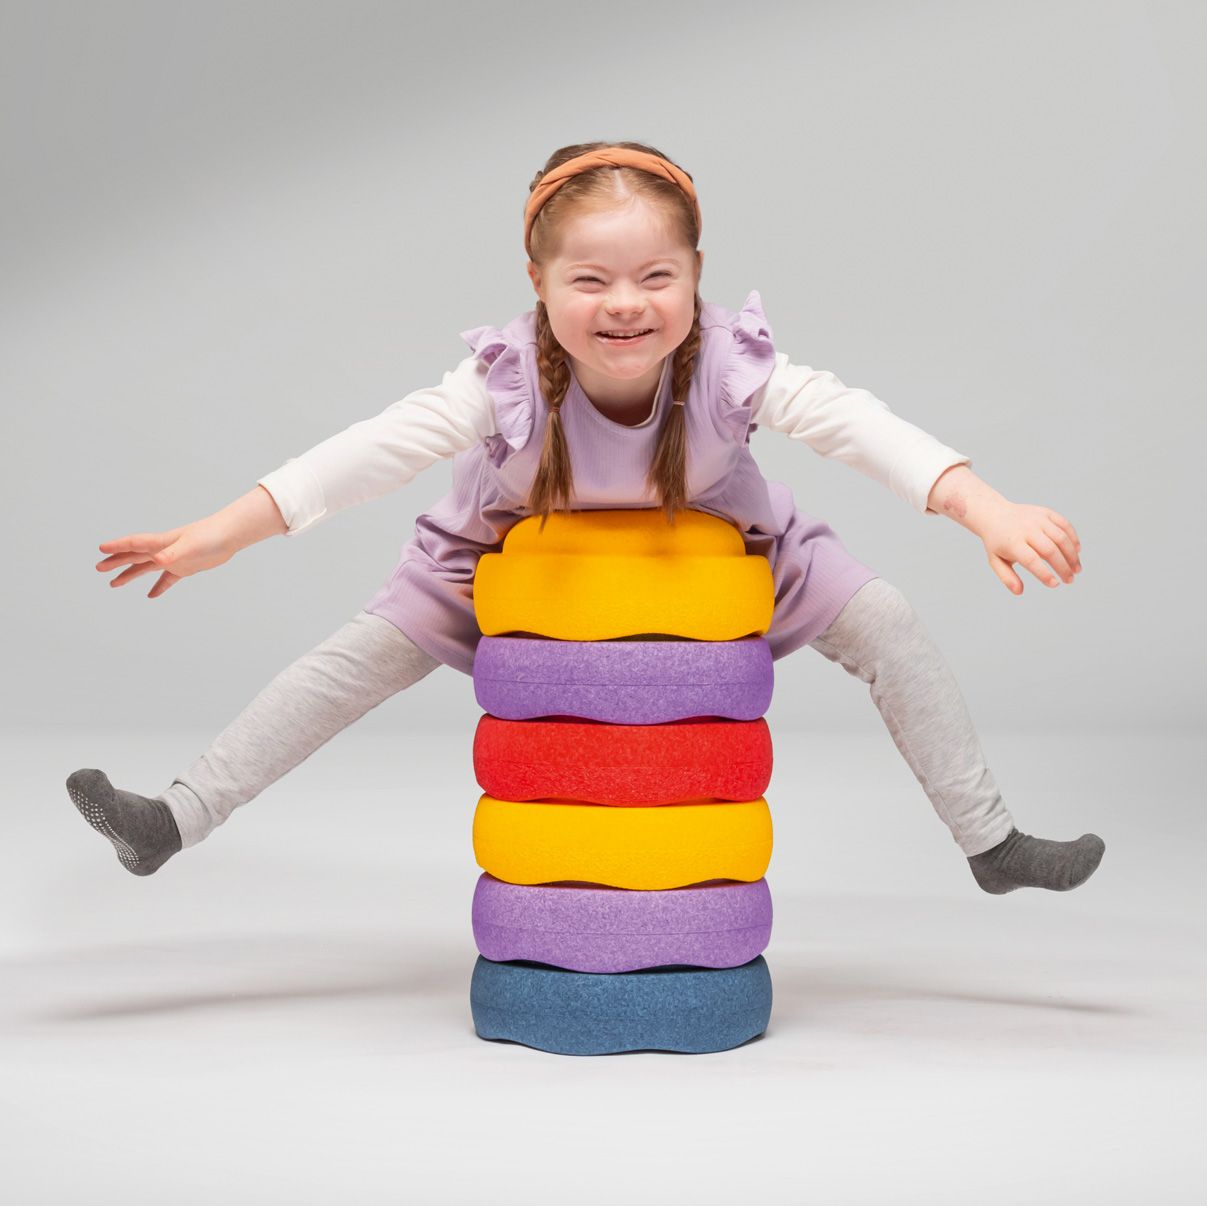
[807,577,1104,890]
[67,612,441,874]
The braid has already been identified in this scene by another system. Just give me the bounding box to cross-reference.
[527,300,575,528]
[647,292,703,523]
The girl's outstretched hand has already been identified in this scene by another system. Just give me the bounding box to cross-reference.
[94,486,288,598]
[95,516,238,598]
[976,501,1082,595]
[926,466,1082,596]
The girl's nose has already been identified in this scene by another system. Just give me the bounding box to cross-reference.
[605,285,646,313]
[606,297,646,318]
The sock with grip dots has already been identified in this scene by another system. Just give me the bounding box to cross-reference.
[65,768,183,877]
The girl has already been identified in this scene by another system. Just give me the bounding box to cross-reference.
[67,141,1104,894]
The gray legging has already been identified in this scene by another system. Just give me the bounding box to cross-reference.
[158,578,1015,858]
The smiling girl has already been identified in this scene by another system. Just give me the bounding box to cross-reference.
[68,141,1103,894]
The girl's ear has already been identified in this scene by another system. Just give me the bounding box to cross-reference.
[527,261,544,302]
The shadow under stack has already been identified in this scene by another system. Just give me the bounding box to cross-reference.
[468,509,778,1055]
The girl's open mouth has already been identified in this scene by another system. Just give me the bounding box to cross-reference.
[596,329,654,344]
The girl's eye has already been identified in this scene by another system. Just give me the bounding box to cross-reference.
[573,271,673,284]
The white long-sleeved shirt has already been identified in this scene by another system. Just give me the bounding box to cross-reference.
[257,353,971,536]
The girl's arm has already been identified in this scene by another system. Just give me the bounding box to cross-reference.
[926,463,1081,595]
[749,352,971,515]
[95,485,289,596]
[257,354,496,536]
[96,355,498,597]
[749,354,1081,594]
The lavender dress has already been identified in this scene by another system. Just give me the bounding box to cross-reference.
[363,290,879,676]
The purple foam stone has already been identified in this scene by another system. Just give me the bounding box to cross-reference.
[471,874,773,973]
[472,635,774,723]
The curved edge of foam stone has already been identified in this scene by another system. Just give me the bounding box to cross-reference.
[469,955,773,1055]
[472,796,774,890]
[472,636,774,724]
[471,875,773,972]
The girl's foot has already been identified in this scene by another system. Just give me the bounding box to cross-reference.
[65,769,182,876]
[968,827,1105,894]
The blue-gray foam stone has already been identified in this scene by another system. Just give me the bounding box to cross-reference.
[470,955,772,1055]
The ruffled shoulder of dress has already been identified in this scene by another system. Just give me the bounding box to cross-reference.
[699,289,778,442]
[456,310,538,463]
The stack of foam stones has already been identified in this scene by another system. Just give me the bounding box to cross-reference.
[468,508,778,1056]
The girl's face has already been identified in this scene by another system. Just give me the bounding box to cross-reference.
[528,196,702,409]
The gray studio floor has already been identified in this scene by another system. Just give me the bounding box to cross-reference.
[3,727,1202,1204]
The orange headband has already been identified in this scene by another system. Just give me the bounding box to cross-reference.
[523,147,702,257]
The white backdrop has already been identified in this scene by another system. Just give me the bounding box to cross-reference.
[4,0,1200,735]
[3,6,1204,1204]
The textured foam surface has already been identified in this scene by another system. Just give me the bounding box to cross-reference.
[472,635,774,723]
[473,715,773,805]
[474,510,774,641]
[473,795,773,890]
[470,955,773,1055]
[472,874,773,972]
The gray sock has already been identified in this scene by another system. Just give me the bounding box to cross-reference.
[66,768,183,876]
[968,827,1105,894]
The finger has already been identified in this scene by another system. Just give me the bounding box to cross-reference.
[96,551,155,571]
[1017,546,1061,588]
[109,562,161,588]
[98,535,156,554]
[1045,511,1082,565]
[147,570,180,598]
[1031,531,1075,582]
[98,531,177,555]
[989,553,1023,595]
[1042,523,1080,579]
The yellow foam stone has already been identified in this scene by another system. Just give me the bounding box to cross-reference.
[472,795,773,890]
[474,509,775,641]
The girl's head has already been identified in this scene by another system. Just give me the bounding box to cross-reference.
[523,142,704,524]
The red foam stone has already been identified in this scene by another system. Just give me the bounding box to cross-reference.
[472,715,773,805]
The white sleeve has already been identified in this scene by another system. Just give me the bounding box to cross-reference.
[256,354,499,536]
[748,352,972,515]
